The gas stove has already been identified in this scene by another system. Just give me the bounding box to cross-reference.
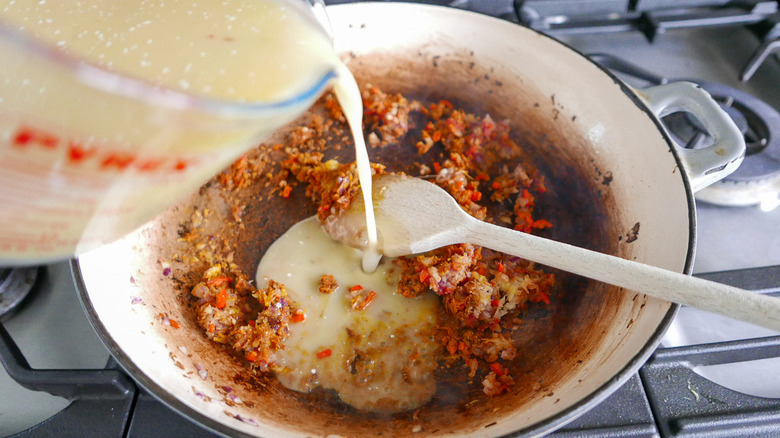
[2,1,780,436]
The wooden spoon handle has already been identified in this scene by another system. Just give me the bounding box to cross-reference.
[465,219,780,332]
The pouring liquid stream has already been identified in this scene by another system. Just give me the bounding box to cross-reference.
[331,64,382,273]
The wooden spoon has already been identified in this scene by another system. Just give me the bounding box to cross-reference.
[325,174,780,332]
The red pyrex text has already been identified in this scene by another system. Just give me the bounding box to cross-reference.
[12,125,194,172]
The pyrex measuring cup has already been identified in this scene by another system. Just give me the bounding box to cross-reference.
[0,0,337,266]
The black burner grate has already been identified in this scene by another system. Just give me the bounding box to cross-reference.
[0,267,39,321]
[514,0,780,82]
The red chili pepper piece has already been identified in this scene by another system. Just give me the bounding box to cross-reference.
[357,291,377,310]
[215,288,227,310]
[490,362,506,376]
[532,219,554,229]
[317,349,332,359]
[447,340,458,355]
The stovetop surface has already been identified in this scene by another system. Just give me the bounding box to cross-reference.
[2,3,780,437]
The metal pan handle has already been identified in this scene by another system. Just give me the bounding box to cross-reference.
[637,82,745,193]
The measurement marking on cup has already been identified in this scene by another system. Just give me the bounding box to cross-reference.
[11,124,196,173]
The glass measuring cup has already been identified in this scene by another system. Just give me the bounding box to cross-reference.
[0,0,338,266]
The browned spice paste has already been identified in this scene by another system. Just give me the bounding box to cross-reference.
[187,84,555,410]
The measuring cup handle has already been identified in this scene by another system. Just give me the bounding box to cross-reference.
[637,82,745,193]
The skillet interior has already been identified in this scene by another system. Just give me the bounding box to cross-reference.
[75,4,686,437]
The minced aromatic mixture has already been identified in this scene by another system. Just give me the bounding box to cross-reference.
[188,84,555,403]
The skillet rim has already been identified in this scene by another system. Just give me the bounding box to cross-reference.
[71,3,691,436]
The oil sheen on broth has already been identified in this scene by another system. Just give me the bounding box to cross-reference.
[257,217,441,413]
